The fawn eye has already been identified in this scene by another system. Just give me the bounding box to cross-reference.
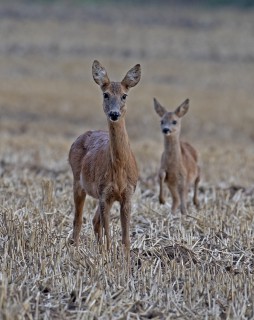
[122,94,127,101]
[103,93,109,99]
[160,120,164,125]
[172,120,177,125]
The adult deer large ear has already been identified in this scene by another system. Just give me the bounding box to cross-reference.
[175,99,189,118]
[121,64,141,90]
[92,60,110,89]
[153,98,167,117]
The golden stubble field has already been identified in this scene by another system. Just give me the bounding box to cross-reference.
[0,2,254,319]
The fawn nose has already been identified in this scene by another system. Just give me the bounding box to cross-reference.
[109,111,120,122]
[162,128,171,135]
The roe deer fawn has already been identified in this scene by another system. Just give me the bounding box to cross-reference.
[154,98,200,214]
[69,60,141,258]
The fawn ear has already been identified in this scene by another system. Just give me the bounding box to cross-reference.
[121,64,141,89]
[154,98,167,117]
[92,60,110,89]
[175,99,189,118]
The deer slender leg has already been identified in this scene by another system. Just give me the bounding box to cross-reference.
[99,199,113,251]
[73,183,86,246]
[169,184,180,215]
[93,206,102,244]
[120,195,132,264]
[193,166,200,208]
[159,170,166,204]
[179,183,187,215]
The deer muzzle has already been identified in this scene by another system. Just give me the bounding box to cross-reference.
[109,110,121,122]
[162,128,171,135]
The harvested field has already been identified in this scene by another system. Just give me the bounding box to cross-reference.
[0,1,254,319]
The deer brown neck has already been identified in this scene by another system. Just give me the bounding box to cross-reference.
[164,134,182,161]
[108,117,130,166]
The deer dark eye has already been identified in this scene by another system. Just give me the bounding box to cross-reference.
[122,94,127,100]
[172,120,177,125]
[103,93,109,99]
[161,120,164,125]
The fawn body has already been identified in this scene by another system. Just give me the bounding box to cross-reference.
[154,98,200,214]
[69,60,141,256]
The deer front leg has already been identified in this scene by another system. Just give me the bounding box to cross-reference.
[179,179,188,215]
[93,206,102,244]
[73,183,86,246]
[169,184,180,215]
[159,170,166,204]
[99,198,113,251]
[120,194,132,264]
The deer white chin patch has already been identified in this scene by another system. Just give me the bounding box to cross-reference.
[109,116,120,122]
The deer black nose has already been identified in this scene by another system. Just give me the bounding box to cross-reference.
[162,128,171,134]
[109,111,120,122]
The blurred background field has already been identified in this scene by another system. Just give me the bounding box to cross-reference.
[1,1,254,319]
[1,0,254,185]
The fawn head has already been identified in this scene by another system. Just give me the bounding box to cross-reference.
[154,98,189,136]
[92,60,141,122]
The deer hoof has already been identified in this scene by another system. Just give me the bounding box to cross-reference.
[194,200,200,209]
[159,197,165,205]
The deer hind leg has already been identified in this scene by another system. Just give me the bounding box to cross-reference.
[169,184,180,215]
[99,198,113,251]
[93,206,102,244]
[193,166,200,208]
[159,170,166,204]
[73,183,86,246]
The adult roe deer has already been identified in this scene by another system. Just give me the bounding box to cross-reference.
[154,98,200,214]
[69,60,141,258]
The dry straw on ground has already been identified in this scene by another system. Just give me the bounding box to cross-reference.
[1,166,254,319]
[1,2,254,319]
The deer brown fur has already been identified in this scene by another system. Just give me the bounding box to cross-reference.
[69,60,141,258]
[154,98,200,214]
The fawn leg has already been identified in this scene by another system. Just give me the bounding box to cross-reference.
[169,184,180,215]
[93,206,102,244]
[193,166,200,208]
[178,177,188,215]
[99,199,113,251]
[73,183,86,246]
[159,170,166,204]
[179,187,188,215]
